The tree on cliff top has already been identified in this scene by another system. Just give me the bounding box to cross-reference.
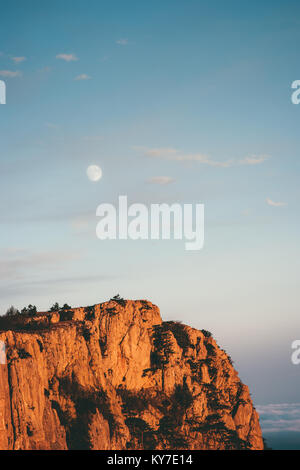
[61,303,71,310]
[20,304,37,316]
[111,294,126,307]
[50,302,60,312]
[4,305,19,317]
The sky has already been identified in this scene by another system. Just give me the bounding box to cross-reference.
[0,0,300,448]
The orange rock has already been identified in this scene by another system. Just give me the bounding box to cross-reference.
[0,300,264,450]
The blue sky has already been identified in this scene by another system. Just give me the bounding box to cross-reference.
[0,0,300,430]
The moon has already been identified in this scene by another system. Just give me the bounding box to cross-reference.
[87,165,102,182]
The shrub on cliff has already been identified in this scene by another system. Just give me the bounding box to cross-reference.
[20,304,37,316]
[84,306,95,320]
[61,303,71,310]
[158,414,188,448]
[151,324,175,369]
[125,417,156,449]
[201,329,212,338]
[173,383,193,410]
[50,302,60,312]
[110,294,126,307]
[4,305,19,316]
[140,300,152,310]
[18,348,32,359]
[163,321,192,352]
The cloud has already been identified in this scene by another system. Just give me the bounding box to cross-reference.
[148,176,175,185]
[74,73,91,81]
[0,205,94,225]
[266,198,287,207]
[135,147,270,168]
[71,212,94,231]
[136,146,234,167]
[0,70,22,78]
[11,56,26,63]
[141,147,179,158]
[116,39,129,46]
[0,273,115,302]
[56,53,78,62]
[239,155,270,165]
[22,274,115,287]
[0,249,79,282]
[257,403,300,433]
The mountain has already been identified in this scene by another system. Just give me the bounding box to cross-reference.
[0,299,263,450]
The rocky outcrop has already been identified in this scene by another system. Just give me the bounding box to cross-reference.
[0,300,264,450]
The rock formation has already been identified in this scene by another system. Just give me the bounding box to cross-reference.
[0,299,264,450]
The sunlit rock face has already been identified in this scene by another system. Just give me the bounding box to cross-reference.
[0,300,264,450]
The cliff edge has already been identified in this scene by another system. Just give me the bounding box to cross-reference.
[0,299,263,450]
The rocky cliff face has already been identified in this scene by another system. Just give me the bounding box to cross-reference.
[0,300,263,450]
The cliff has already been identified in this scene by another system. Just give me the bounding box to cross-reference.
[0,299,264,450]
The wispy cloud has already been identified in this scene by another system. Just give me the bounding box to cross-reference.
[0,249,79,282]
[239,155,270,165]
[116,38,129,46]
[257,403,300,433]
[0,70,22,78]
[11,56,26,63]
[135,146,233,167]
[56,53,78,62]
[135,146,269,168]
[141,147,179,158]
[0,272,115,301]
[74,73,91,81]
[266,198,287,207]
[22,274,115,287]
[148,176,175,185]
